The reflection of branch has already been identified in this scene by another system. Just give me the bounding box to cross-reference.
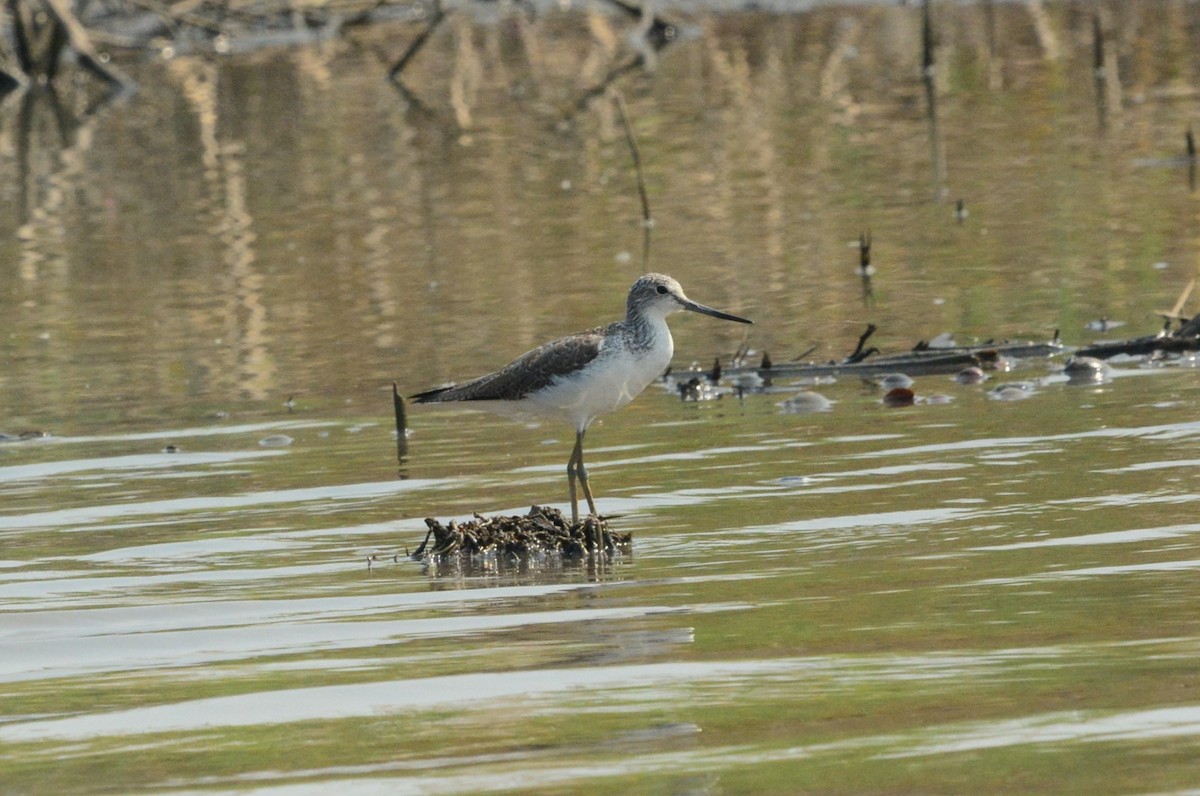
[0,68,20,101]
[7,0,35,75]
[43,0,136,92]
[599,0,677,50]
[610,88,651,231]
[388,0,445,82]
[614,88,652,266]
[573,54,644,113]
[570,1,680,113]
[387,74,457,135]
[922,0,946,201]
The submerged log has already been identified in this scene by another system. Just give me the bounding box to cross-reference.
[1075,333,1200,360]
[720,338,1068,382]
[410,505,630,563]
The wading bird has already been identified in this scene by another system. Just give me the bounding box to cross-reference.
[412,273,752,524]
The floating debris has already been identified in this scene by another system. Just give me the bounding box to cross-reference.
[677,376,721,402]
[718,328,1063,383]
[410,505,630,563]
[1075,292,1200,360]
[0,431,50,442]
[728,371,765,396]
[974,349,1013,371]
[1085,317,1126,332]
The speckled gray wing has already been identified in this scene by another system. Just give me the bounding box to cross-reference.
[411,326,608,403]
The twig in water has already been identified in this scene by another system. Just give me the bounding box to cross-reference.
[1187,127,1196,192]
[857,230,874,305]
[1156,278,1196,325]
[393,382,409,460]
[1092,13,1106,126]
[845,324,879,364]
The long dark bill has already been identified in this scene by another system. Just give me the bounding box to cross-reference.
[682,299,753,325]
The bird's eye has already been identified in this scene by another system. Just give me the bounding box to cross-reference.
[656,285,668,295]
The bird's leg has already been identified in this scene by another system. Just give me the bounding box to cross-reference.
[575,429,598,519]
[567,434,582,526]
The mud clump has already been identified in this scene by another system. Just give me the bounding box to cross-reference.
[410,505,630,563]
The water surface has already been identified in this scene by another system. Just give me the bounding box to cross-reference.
[4,2,1200,792]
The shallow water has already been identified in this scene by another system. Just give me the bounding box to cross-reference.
[4,2,1200,793]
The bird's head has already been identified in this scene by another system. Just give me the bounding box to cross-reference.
[626,273,753,325]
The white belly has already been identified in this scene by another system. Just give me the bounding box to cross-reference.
[526,339,672,431]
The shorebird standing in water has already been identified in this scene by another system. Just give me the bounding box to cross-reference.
[412,273,752,524]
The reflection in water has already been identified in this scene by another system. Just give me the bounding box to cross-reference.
[13,88,92,281]
[169,56,274,400]
[2,4,1200,415]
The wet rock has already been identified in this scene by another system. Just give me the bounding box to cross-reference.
[778,391,832,414]
[877,373,914,390]
[1063,356,1112,384]
[882,387,915,407]
[989,382,1037,401]
[954,366,987,385]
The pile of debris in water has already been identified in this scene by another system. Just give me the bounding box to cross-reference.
[409,505,630,562]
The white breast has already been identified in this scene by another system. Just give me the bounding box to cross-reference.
[525,322,673,431]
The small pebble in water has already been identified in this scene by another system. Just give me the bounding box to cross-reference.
[989,383,1036,401]
[877,373,913,390]
[778,391,832,414]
